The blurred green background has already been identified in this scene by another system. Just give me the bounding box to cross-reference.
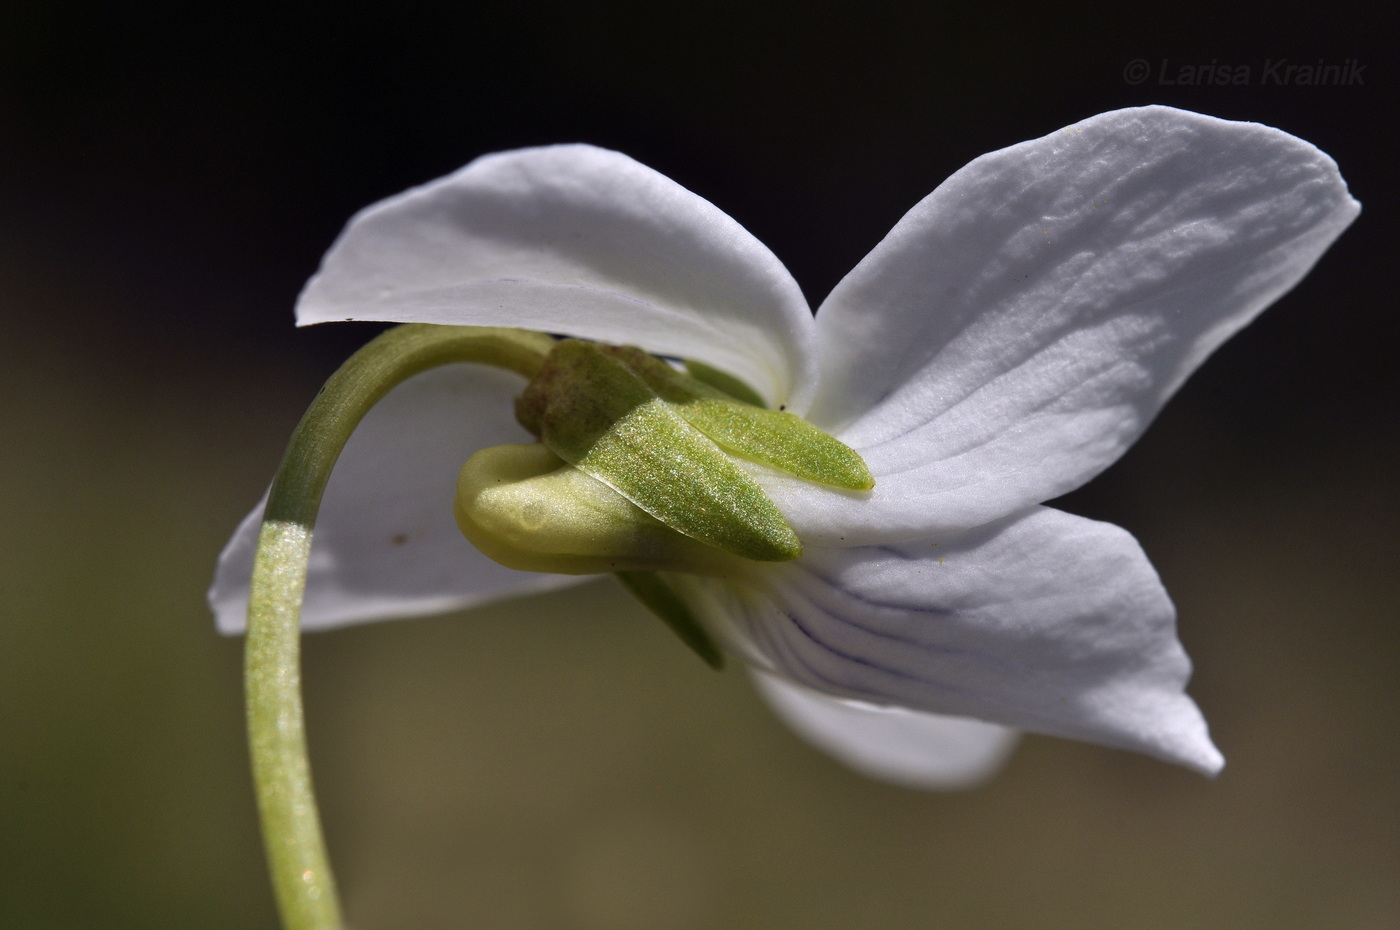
[2,3,1395,928]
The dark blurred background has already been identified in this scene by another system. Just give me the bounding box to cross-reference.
[2,3,1395,928]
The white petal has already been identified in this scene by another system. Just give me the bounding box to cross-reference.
[297,145,818,411]
[795,106,1358,544]
[209,365,577,634]
[674,506,1223,773]
[751,670,1019,789]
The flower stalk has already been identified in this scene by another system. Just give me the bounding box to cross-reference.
[245,323,554,930]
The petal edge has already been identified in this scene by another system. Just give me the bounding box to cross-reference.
[297,145,818,411]
[752,670,1020,789]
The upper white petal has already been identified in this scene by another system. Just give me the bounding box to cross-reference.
[297,145,817,411]
[751,670,1020,789]
[209,365,578,634]
[794,106,1358,544]
[673,506,1223,774]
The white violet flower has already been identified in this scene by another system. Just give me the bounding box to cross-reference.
[212,106,1357,789]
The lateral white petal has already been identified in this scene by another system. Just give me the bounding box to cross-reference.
[679,507,1223,773]
[802,106,1358,543]
[752,670,1019,789]
[209,365,576,634]
[297,145,817,410]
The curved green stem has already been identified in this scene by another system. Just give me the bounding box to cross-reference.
[245,324,554,930]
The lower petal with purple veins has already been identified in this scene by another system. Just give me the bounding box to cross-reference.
[672,506,1223,775]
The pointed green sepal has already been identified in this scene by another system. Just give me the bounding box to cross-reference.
[601,346,874,491]
[615,571,725,669]
[517,341,802,563]
[673,401,874,491]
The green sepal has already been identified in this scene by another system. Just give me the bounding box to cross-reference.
[517,341,802,563]
[615,571,725,670]
[673,401,874,491]
[603,346,874,492]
